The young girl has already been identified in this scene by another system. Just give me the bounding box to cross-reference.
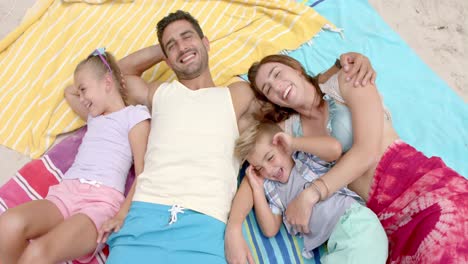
[0,48,151,264]
[234,120,388,263]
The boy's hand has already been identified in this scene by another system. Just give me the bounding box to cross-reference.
[246,165,264,192]
[272,132,294,154]
[97,216,125,243]
[340,52,376,86]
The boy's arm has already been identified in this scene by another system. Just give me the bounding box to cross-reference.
[97,119,150,243]
[252,187,283,237]
[64,85,88,121]
[274,132,342,163]
[228,80,262,134]
[246,166,282,237]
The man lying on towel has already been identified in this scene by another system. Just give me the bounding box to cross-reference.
[90,10,373,264]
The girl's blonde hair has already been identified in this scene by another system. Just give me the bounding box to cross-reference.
[234,120,282,162]
[74,50,128,104]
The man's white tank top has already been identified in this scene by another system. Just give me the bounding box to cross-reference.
[133,80,240,223]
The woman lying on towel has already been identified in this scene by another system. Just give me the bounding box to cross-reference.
[225,54,467,264]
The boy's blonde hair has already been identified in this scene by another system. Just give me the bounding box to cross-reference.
[234,120,282,162]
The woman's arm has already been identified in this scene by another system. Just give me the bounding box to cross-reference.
[320,70,383,196]
[97,119,151,243]
[225,177,255,264]
[284,70,383,232]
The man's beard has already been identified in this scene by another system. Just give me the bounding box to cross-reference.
[174,50,209,80]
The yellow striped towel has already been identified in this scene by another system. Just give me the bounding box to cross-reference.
[0,0,334,158]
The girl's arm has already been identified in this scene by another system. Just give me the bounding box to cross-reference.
[64,85,88,121]
[97,119,150,243]
[245,166,282,237]
[117,119,151,215]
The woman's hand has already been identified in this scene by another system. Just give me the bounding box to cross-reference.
[284,187,320,234]
[246,165,264,192]
[225,225,255,264]
[272,132,294,155]
[339,52,376,87]
[97,215,125,243]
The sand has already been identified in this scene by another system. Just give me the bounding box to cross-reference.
[0,0,466,185]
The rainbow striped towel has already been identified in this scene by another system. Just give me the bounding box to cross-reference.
[0,0,332,158]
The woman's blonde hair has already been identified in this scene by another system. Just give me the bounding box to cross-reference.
[234,120,282,162]
[74,50,128,105]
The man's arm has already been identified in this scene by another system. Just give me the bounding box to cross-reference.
[118,45,165,76]
[118,45,165,108]
[228,80,261,134]
[339,52,376,86]
[225,178,255,264]
[319,52,376,86]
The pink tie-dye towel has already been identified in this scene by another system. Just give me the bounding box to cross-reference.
[368,140,468,264]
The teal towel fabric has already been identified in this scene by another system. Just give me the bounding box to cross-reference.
[298,0,467,177]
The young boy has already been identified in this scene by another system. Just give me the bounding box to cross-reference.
[234,121,388,263]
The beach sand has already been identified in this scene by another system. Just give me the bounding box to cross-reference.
[0,0,466,185]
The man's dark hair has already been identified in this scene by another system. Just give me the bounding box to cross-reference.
[157,10,204,56]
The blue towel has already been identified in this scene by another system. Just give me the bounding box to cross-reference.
[298,0,467,177]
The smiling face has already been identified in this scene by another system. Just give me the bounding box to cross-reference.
[74,65,109,117]
[161,19,210,80]
[254,61,313,109]
[246,133,294,184]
